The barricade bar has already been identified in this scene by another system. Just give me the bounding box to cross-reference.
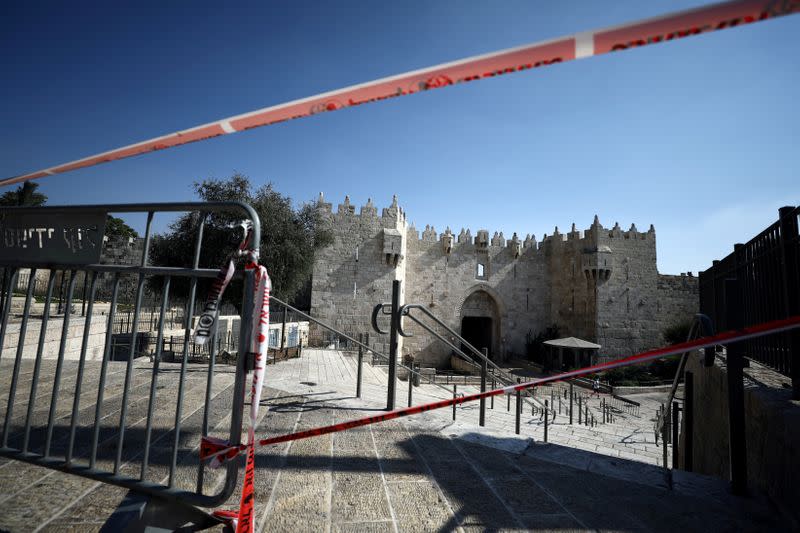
[0,201,262,510]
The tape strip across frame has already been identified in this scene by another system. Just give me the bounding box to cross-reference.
[199,313,800,464]
[3,0,798,186]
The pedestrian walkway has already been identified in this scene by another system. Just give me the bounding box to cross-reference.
[269,349,669,466]
[0,350,789,531]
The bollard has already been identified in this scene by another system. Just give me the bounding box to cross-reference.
[515,388,521,435]
[569,383,574,424]
[491,378,495,409]
[662,403,670,469]
[407,363,414,407]
[356,333,363,398]
[585,406,589,426]
[453,385,457,421]
[544,399,549,442]
[507,391,511,411]
[672,401,680,468]
[578,395,582,425]
[479,348,488,427]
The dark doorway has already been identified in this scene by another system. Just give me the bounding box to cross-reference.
[461,316,493,360]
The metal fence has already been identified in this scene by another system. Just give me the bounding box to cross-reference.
[0,201,260,515]
[699,205,799,397]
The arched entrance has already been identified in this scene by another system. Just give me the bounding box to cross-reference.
[459,288,502,360]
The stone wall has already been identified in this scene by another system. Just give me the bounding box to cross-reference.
[594,221,698,357]
[680,353,800,529]
[401,224,548,366]
[1,314,109,360]
[310,195,699,368]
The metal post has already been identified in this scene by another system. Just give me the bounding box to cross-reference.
[356,333,363,398]
[662,403,669,469]
[407,363,414,407]
[685,371,694,472]
[387,280,400,411]
[452,385,457,420]
[544,399,549,442]
[479,348,488,426]
[491,378,495,409]
[778,206,800,400]
[585,405,589,426]
[569,383,574,424]
[280,307,287,350]
[81,270,88,316]
[298,338,303,357]
[672,401,680,468]
[578,395,582,425]
[507,392,511,411]
[725,277,747,495]
[515,388,521,435]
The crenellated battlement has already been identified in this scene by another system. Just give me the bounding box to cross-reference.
[317,192,406,224]
[317,194,655,255]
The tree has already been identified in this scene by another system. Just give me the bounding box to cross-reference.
[149,174,332,310]
[0,182,47,206]
[0,182,47,312]
[105,215,139,240]
[662,319,694,345]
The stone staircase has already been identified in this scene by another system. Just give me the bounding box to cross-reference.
[0,351,789,531]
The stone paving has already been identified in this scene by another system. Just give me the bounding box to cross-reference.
[0,350,790,532]
[270,349,671,466]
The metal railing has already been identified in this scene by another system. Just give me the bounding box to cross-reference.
[268,293,456,399]
[0,202,260,515]
[655,314,714,444]
[391,302,546,413]
[699,205,799,397]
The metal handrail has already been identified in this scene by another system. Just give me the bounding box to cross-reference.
[655,313,715,437]
[269,296,455,396]
[395,303,545,410]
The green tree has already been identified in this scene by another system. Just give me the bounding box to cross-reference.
[149,174,331,310]
[105,215,139,240]
[662,319,694,345]
[0,182,47,206]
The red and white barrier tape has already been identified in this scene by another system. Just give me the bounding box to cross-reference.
[200,313,800,465]
[3,0,797,187]
[192,225,269,533]
[194,221,254,346]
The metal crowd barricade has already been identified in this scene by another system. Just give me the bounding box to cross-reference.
[0,202,259,514]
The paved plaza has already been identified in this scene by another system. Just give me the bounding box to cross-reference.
[0,349,789,532]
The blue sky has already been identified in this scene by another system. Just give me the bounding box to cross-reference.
[2,0,798,275]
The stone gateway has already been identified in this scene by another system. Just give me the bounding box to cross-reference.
[310,195,698,368]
